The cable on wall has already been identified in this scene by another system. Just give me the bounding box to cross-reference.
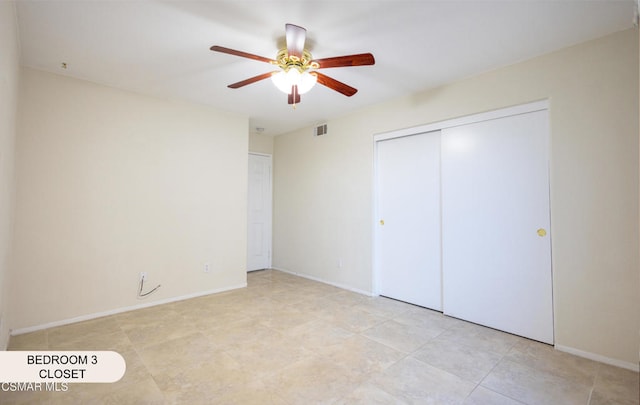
[138,274,161,298]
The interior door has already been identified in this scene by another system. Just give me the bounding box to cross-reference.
[376,131,442,310]
[441,110,553,343]
[247,153,272,271]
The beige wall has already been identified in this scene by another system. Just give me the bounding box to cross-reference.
[249,133,274,155]
[11,68,248,330]
[0,1,19,350]
[273,28,639,367]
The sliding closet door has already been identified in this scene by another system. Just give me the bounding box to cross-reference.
[441,110,553,343]
[376,131,441,310]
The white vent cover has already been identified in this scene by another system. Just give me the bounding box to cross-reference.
[314,123,328,136]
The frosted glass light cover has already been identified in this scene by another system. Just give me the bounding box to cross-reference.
[298,72,317,94]
[271,70,316,94]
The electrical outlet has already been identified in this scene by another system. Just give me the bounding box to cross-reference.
[139,272,147,281]
[204,263,210,273]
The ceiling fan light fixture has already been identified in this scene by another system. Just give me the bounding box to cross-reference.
[271,68,317,95]
[211,24,375,104]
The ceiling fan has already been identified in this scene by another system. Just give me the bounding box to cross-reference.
[210,23,375,106]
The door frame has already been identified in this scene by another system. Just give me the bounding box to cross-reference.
[372,99,550,300]
[247,152,273,271]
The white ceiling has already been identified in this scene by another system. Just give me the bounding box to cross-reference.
[15,0,636,136]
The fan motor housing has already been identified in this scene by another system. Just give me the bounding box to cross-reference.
[274,49,319,72]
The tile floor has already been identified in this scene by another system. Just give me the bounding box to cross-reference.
[2,269,638,404]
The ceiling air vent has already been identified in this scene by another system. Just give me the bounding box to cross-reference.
[314,123,328,136]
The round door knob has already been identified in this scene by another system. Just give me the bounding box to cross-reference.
[379,219,385,226]
[537,228,547,237]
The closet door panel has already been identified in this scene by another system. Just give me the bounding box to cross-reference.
[376,132,441,310]
[441,110,553,343]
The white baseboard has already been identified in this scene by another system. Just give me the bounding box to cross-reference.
[271,266,374,297]
[11,275,637,374]
[10,283,247,336]
[555,344,639,372]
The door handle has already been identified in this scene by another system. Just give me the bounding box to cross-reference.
[537,228,547,237]
[379,219,385,226]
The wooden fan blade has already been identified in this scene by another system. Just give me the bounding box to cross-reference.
[285,24,306,58]
[210,45,275,64]
[315,72,358,97]
[313,53,375,69]
[228,72,275,89]
[288,85,301,105]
